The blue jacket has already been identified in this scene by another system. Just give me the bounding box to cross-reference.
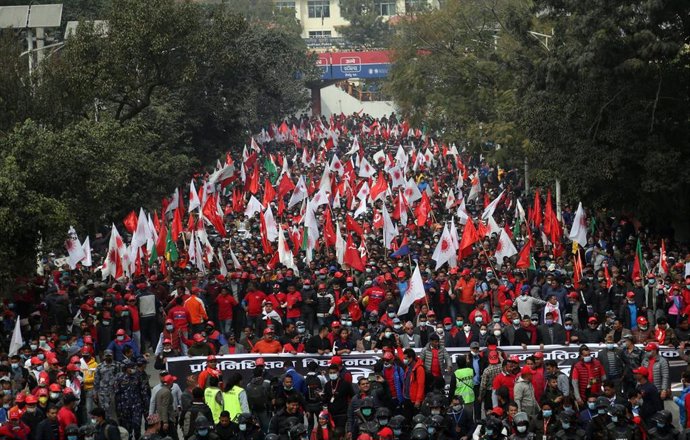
[675,384,690,427]
[285,368,307,395]
[106,337,140,361]
[382,364,405,404]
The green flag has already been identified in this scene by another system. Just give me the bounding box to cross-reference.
[301,226,309,251]
[264,158,278,184]
[148,245,158,266]
[165,228,178,262]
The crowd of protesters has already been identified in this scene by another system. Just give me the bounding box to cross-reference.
[1,113,690,440]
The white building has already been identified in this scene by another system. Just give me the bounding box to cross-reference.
[274,0,440,41]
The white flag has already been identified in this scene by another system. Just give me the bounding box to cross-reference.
[81,237,92,267]
[244,196,263,218]
[188,180,201,213]
[165,188,179,214]
[495,228,518,268]
[131,208,150,251]
[388,166,405,188]
[398,265,427,316]
[264,205,278,242]
[9,316,22,356]
[65,226,85,270]
[353,198,367,219]
[403,178,422,203]
[218,248,228,277]
[288,176,308,209]
[278,227,298,273]
[568,202,588,248]
[356,182,370,201]
[481,190,505,220]
[335,223,346,265]
[330,154,344,176]
[358,157,376,178]
[229,242,242,269]
[381,205,397,249]
[467,175,481,202]
[432,224,456,270]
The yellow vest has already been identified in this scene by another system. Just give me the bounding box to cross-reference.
[81,358,98,390]
[453,367,475,404]
[204,387,224,423]
[222,386,244,420]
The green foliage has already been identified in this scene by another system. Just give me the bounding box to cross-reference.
[337,0,393,48]
[0,0,316,279]
[386,0,533,154]
[518,0,690,222]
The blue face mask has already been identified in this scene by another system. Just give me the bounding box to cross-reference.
[561,422,570,430]
[543,410,552,418]
[587,402,596,410]
[197,429,208,437]
[68,436,78,440]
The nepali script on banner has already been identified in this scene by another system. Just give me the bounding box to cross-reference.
[165,345,689,390]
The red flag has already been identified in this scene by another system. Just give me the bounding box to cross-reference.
[203,194,226,237]
[370,171,388,201]
[247,166,260,195]
[516,240,532,269]
[459,220,479,258]
[277,197,285,216]
[123,210,138,234]
[344,235,365,272]
[477,220,489,238]
[415,192,431,226]
[171,208,183,238]
[531,189,542,228]
[267,252,279,269]
[573,249,583,289]
[152,211,160,232]
[277,174,295,198]
[259,212,273,254]
[186,213,196,233]
[263,179,276,207]
[660,239,669,275]
[323,209,336,247]
[155,221,167,256]
[346,214,364,237]
[603,262,612,289]
[372,209,383,228]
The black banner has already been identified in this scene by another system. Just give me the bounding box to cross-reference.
[165,344,688,389]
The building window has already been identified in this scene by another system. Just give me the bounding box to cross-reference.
[308,0,330,18]
[404,0,426,12]
[376,0,397,16]
[308,30,333,38]
[275,1,296,10]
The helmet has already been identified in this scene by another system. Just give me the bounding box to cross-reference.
[513,412,529,426]
[361,397,375,409]
[79,426,95,436]
[595,396,609,409]
[360,421,379,434]
[122,359,135,369]
[652,410,673,426]
[265,435,280,440]
[237,413,254,424]
[559,409,577,423]
[429,415,445,428]
[485,416,503,433]
[412,414,428,427]
[376,407,391,418]
[609,404,626,418]
[288,423,307,439]
[427,393,445,408]
[410,427,429,440]
[389,415,406,430]
[65,425,79,436]
[284,417,300,430]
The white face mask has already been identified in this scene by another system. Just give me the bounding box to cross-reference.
[517,426,527,433]
[328,373,338,381]
[479,330,487,335]
[493,330,502,337]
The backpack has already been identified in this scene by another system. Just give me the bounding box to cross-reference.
[105,421,129,440]
[245,377,270,411]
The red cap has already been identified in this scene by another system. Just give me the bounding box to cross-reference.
[383,352,394,361]
[520,365,533,375]
[508,355,520,363]
[263,328,274,335]
[488,351,500,364]
[568,291,579,299]
[633,366,649,376]
[427,310,436,317]
[626,291,635,298]
[193,333,205,342]
[645,342,659,352]
[255,357,265,366]
[443,317,452,325]
[66,363,80,372]
[49,383,61,392]
[489,407,504,417]
[83,336,93,345]
[116,329,126,336]
[57,372,66,378]
[162,374,177,384]
[588,317,598,324]
[8,409,20,420]
[334,272,344,278]
[534,351,544,359]
[330,356,342,366]
[346,276,354,282]
[461,268,471,276]
[303,279,311,285]
[37,389,48,397]
[163,338,172,345]
[25,395,38,404]
[165,318,173,325]
[634,276,642,281]
[14,393,25,403]
[331,321,341,328]
[48,357,60,365]
[637,316,648,326]
[207,355,217,362]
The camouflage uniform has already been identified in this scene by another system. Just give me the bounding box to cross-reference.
[114,360,149,440]
[93,351,121,420]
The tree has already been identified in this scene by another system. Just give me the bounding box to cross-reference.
[386,0,533,153]
[337,0,393,48]
[517,0,690,224]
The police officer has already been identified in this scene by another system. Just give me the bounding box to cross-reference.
[554,409,586,440]
[509,413,535,440]
[605,404,641,440]
[481,416,507,440]
[585,396,611,440]
[114,359,148,440]
[646,410,680,440]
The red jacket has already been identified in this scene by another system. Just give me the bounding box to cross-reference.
[0,422,30,440]
[572,359,605,399]
[244,290,267,316]
[216,293,238,321]
[492,371,516,400]
[57,406,77,440]
[167,305,191,330]
[405,358,426,404]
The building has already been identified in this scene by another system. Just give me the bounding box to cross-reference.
[274,0,439,41]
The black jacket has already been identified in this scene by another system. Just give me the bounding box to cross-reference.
[34,419,59,440]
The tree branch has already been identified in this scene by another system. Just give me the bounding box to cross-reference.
[649,75,662,134]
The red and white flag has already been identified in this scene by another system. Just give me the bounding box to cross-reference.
[432,224,456,270]
[188,180,201,213]
[494,228,518,268]
[568,202,587,248]
[65,226,85,270]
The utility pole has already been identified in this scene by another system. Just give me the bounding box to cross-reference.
[555,179,562,221]
[524,158,529,195]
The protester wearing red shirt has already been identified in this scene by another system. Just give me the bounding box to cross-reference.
[285,285,302,323]
[244,284,267,329]
[215,287,238,336]
[571,345,605,406]
[492,356,519,401]
[57,394,78,440]
[360,284,385,314]
[166,297,191,332]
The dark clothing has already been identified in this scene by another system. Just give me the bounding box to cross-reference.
[322,377,354,426]
[94,422,121,440]
[304,335,331,353]
[180,402,213,440]
[22,408,46,440]
[268,409,305,440]
[34,419,60,440]
[537,323,567,344]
